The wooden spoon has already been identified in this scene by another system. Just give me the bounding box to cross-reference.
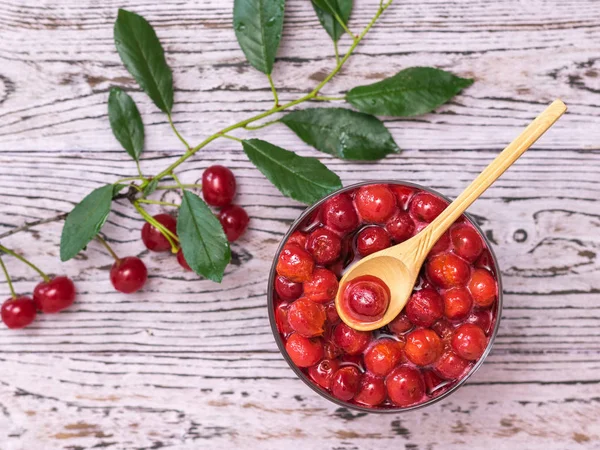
[336,99,567,331]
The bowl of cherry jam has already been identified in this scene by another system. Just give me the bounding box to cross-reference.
[268,181,502,412]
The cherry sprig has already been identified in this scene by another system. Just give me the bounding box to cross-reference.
[0,162,249,330]
[0,245,75,329]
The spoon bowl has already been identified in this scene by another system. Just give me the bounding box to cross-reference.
[338,248,414,331]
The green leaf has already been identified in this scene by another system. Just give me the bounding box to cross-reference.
[60,185,115,261]
[178,191,231,282]
[312,0,352,41]
[346,67,474,117]
[280,108,399,161]
[142,178,160,197]
[242,139,342,204]
[108,88,145,161]
[114,9,173,114]
[311,0,339,14]
[233,0,286,75]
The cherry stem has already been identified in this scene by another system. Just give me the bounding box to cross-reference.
[132,201,179,253]
[168,114,191,150]
[0,255,17,299]
[114,176,144,184]
[243,119,280,131]
[96,235,120,262]
[0,244,50,282]
[267,74,279,107]
[222,134,242,143]
[135,160,144,178]
[155,184,201,191]
[138,199,180,208]
[171,172,184,189]
[313,96,345,101]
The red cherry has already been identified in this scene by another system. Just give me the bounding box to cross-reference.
[443,287,473,321]
[450,223,483,263]
[219,205,250,242]
[33,276,76,313]
[141,214,177,252]
[303,268,339,304]
[405,288,444,327]
[202,165,236,207]
[285,333,324,367]
[324,340,343,360]
[355,373,387,406]
[405,329,443,366]
[275,275,303,301]
[287,231,307,249]
[340,353,364,369]
[468,269,497,308]
[434,350,470,380]
[388,313,413,335]
[475,249,494,270]
[177,249,192,271]
[298,209,321,234]
[328,234,355,277]
[430,230,451,255]
[451,224,483,262]
[364,339,404,376]
[1,297,37,329]
[385,211,415,243]
[276,244,315,283]
[330,366,361,401]
[451,323,488,361]
[110,257,148,294]
[306,228,342,265]
[356,226,391,256]
[467,310,493,335]
[423,370,447,395]
[355,185,397,223]
[321,194,359,233]
[418,276,435,290]
[390,185,415,210]
[431,319,454,345]
[343,275,390,320]
[413,224,450,256]
[426,253,471,289]
[409,192,447,222]
[332,323,371,355]
[386,366,425,407]
[308,359,340,389]
[287,298,326,337]
[275,301,293,336]
[325,303,340,323]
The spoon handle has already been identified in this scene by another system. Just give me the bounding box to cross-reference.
[427,99,567,246]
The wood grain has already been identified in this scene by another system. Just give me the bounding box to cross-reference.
[1,0,600,449]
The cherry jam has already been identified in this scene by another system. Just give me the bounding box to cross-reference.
[272,183,499,410]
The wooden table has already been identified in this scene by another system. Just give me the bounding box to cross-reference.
[1,0,599,448]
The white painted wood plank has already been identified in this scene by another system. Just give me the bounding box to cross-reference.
[1,0,599,449]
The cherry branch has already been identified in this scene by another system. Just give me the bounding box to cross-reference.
[0,191,132,241]
[0,213,68,240]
